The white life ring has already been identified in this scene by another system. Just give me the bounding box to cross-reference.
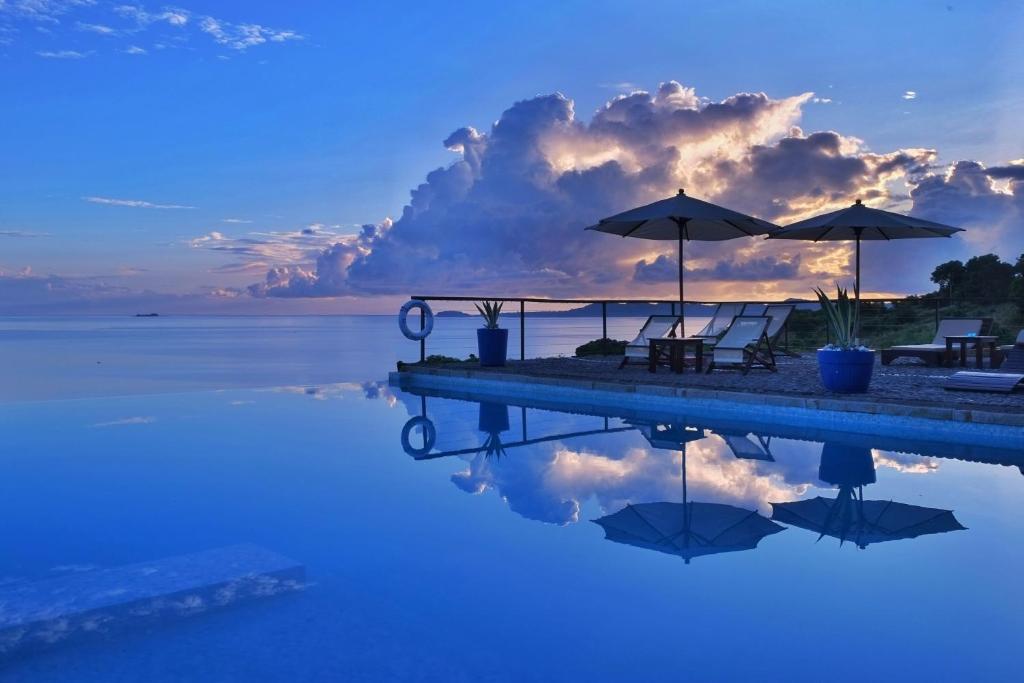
[399,300,434,341]
[401,416,437,458]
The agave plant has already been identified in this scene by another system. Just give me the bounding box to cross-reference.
[814,285,859,349]
[475,300,503,329]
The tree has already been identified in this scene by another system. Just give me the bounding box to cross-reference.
[1011,253,1024,311]
[931,260,965,300]
[962,254,1015,303]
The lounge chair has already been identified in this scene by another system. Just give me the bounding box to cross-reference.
[720,432,774,461]
[705,316,776,374]
[881,318,991,366]
[763,304,795,353]
[944,371,1024,393]
[620,315,684,368]
[690,302,745,343]
[996,330,1024,371]
[740,303,768,316]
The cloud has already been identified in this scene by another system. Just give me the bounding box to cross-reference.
[910,160,1024,254]
[220,217,252,224]
[1,0,96,23]
[76,21,117,35]
[92,416,155,427]
[36,49,91,58]
[113,5,190,27]
[634,253,802,283]
[83,195,195,209]
[0,230,48,238]
[6,3,300,56]
[902,90,917,100]
[198,16,302,51]
[226,81,956,301]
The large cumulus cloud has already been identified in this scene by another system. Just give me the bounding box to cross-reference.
[196,81,1022,301]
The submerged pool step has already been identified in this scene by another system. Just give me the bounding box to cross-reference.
[0,543,305,659]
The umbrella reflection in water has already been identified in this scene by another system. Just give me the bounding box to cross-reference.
[594,422,785,564]
[770,443,966,549]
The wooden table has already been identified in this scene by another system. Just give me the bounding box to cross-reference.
[649,338,703,374]
[944,335,998,368]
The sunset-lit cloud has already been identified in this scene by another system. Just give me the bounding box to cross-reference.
[210,80,1017,303]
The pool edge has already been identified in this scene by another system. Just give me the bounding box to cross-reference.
[389,368,1024,449]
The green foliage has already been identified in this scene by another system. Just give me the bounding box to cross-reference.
[575,337,628,356]
[931,260,965,299]
[475,300,503,329]
[397,354,478,369]
[814,285,859,349]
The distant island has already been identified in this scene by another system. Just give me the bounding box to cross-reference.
[134,313,160,317]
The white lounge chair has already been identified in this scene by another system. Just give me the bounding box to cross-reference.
[720,432,774,461]
[944,371,1024,393]
[620,315,684,368]
[690,302,745,346]
[997,329,1024,371]
[740,303,767,316]
[705,316,776,374]
[881,318,989,366]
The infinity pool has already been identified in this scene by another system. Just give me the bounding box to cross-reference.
[1,381,1022,681]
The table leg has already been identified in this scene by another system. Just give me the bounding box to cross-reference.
[649,342,656,373]
[944,339,953,366]
[695,343,703,372]
[671,343,682,373]
[975,341,983,368]
[959,341,967,367]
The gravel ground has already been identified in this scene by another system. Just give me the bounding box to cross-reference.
[420,354,1024,414]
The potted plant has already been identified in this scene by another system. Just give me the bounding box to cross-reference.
[475,300,508,366]
[814,286,874,393]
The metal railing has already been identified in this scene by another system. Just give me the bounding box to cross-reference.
[406,295,1023,361]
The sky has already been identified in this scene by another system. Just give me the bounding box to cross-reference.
[1,0,1023,314]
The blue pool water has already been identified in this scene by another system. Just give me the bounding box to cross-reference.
[0,317,1021,681]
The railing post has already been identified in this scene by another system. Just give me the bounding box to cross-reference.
[420,306,426,362]
[602,301,607,340]
[520,300,525,360]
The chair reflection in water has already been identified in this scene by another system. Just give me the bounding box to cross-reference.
[771,443,966,549]
[594,421,785,564]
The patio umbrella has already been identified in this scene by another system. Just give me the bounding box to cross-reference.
[595,422,785,563]
[768,199,963,337]
[586,189,779,329]
[770,442,965,549]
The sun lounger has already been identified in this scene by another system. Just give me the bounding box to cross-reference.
[620,315,684,368]
[740,303,767,316]
[721,432,774,461]
[691,303,745,343]
[705,316,776,374]
[881,317,990,366]
[996,330,1024,371]
[944,371,1024,393]
[763,304,795,347]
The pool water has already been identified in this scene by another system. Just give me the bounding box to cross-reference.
[1,380,1021,681]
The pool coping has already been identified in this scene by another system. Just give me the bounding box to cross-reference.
[389,367,1024,449]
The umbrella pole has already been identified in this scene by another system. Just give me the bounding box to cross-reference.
[678,230,685,332]
[855,232,861,342]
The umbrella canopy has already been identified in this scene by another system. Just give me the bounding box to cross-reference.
[595,501,785,563]
[586,189,779,325]
[594,422,784,563]
[768,199,963,337]
[770,492,965,549]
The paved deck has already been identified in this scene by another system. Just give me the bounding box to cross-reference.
[396,355,1024,426]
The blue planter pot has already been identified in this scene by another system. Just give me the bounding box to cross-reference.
[477,328,508,367]
[817,349,875,393]
[478,402,510,433]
